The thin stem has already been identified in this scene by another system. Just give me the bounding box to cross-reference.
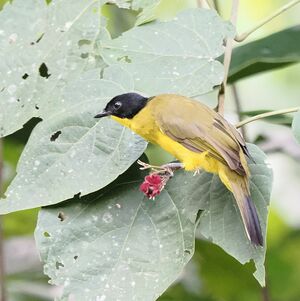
[232,85,247,139]
[235,0,300,42]
[0,139,5,301]
[0,222,4,301]
[236,107,300,128]
[212,0,220,12]
[197,0,211,9]
[262,286,270,301]
[217,0,239,116]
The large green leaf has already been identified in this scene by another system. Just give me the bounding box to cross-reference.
[0,0,161,136]
[100,8,234,96]
[35,165,199,301]
[229,26,300,83]
[35,144,272,300]
[0,0,105,137]
[0,5,232,214]
[292,111,300,144]
[0,67,147,214]
[198,144,272,285]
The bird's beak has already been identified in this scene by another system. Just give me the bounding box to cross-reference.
[94,110,111,118]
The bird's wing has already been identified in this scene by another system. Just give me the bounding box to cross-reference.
[151,95,248,175]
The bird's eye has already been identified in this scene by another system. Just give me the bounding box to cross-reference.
[114,101,122,110]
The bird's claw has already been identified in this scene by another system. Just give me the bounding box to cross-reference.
[193,169,201,176]
[137,160,153,170]
[137,160,183,177]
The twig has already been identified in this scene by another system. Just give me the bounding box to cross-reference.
[261,280,271,301]
[235,0,300,42]
[212,0,220,12]
[197,0,211,9]
[236,107,300,128]
[232,85,247,139]
[217,0,239,116]
[0,139,5,301]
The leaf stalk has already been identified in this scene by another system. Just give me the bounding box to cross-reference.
[236,107,300,128]
[235,0,300,42]
[197,0,211,9]
[217,0,239,116]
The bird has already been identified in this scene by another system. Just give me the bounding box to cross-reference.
[95,92,263,246]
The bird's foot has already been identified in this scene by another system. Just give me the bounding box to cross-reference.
[137,160,184,177]
[193,169,201,176]
[137,160,164,172]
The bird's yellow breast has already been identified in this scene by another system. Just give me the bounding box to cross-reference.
[111,107,220,174]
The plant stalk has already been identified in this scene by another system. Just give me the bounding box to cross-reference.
[236,107,300,128]
[217,0,239,116]
[262,286,270,301]
[197,0,211,9]
[212,0,220,12]
[232,85,247,139]
[235,0,300,42]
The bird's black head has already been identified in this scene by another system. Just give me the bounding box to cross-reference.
[94,92,149,119]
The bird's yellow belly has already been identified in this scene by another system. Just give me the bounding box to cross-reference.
[154,131,219,173]
[148,131,234,191]
[112,115,219,174]
[111,114,234,190]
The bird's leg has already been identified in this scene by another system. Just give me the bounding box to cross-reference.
[137,160,164,171]
[137,160,184,177]
[160,162,184,176]
[193,169,201,176]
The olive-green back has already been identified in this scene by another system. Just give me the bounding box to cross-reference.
[149,94,249,175]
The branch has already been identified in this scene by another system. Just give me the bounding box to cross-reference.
[197,0,212,9]
[261,272,271,301]
[212,0,220,12]
[236,107,300,128]
[235,0,300,42]
[217,0,239,116]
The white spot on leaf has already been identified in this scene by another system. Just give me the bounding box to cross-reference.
[102,212,113,223]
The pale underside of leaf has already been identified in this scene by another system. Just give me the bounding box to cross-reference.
[0,67,147,214]
[36,178,197,301]
[1,6,234,214]
[0,0,163,138]
[197,144,273,286]
[35,144,272,301]
[100,8,235,97]
[0,0,105,137]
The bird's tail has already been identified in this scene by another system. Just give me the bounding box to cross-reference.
[222,172,263,246]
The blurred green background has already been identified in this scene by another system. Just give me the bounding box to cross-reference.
[1,0,300,300]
